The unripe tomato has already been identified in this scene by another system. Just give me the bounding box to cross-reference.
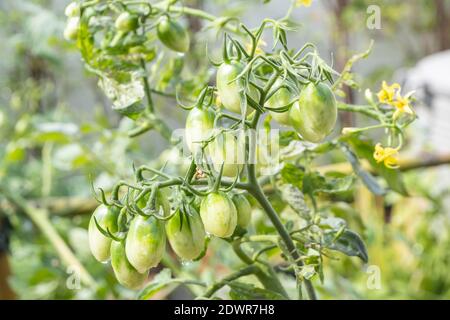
[290,82,337,143]
[185,107,215,154]
[156,16,190,53]
[88,204,119,262]
[64,17,80,41]
[266,80,295,126]
[231,194,252,228]
[200,191,237,238]
[64,2,80,17]
[208,132,244,177]
[111,240,147,289]
[115,12,139,32]
[125,215,166,273]
[166,209,206,261]
[216,61,258,114]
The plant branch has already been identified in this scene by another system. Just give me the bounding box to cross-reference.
[202,265,259,298]
[232,240,289,298]
[337,102,380,120]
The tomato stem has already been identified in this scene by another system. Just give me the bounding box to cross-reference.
[244,76,318,300]
[232,240,289,298]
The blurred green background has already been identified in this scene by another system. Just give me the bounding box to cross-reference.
[1,0,450,299]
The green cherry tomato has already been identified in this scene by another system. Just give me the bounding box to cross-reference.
[200,191,237,238]
[185,107,215,154]
[166,209,206,261]
[111,240,147,289]
[125,215,166,273]
[209,132,244,177]
[290,82,337,143]
[88,204,119,263]
[216,61,258,114]
[231,194,252,228]
[115,12,139,32]
[266,80,295,126]
[156,16,190,53]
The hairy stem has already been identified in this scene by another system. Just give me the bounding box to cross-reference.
[140,59,154,113]
[203,265,259,298]
[337,102,380,120]
[246,97,317,299]
[232,241,289,298]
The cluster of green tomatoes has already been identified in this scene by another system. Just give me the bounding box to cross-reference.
[72,1,341,290]
[89,188,251,289]
[64,1,190,54]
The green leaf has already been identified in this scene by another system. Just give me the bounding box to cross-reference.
[280,184,311,219]
[279,131,300,147]
[98,75,145,119]
[303,171,355,195]
[281,163,304,189]
[324,229,368,263]
[345,138,408,195]
[137,268,173,300]
[228,282,286,300]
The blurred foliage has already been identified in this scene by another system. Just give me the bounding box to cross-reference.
[319,168,450,299]
[0,0,142,299]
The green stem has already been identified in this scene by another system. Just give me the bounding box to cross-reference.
[337,102,380,120]
[247,176,316,300]
[232,241,289,298]
[245,88,317,298]
[203,265,259,298]
[154,2,217,22]
[249,182,316,299]
[140,59,154,113]
[157,177,250,191]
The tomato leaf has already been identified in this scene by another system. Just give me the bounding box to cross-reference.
[340,143,386,196]
[303,171,355,195]
[281,163,304,189]
[228,282,286,300]
[280,184,311,219]
[324,229,368,263]
[279,131,301,147]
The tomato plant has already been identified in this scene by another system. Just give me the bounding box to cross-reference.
[64,0,419,300]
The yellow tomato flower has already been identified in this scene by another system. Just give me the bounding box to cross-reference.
[377,81,400,104]
[392,92,414,119]
[296,0,313,7]
[373,143,400,169]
